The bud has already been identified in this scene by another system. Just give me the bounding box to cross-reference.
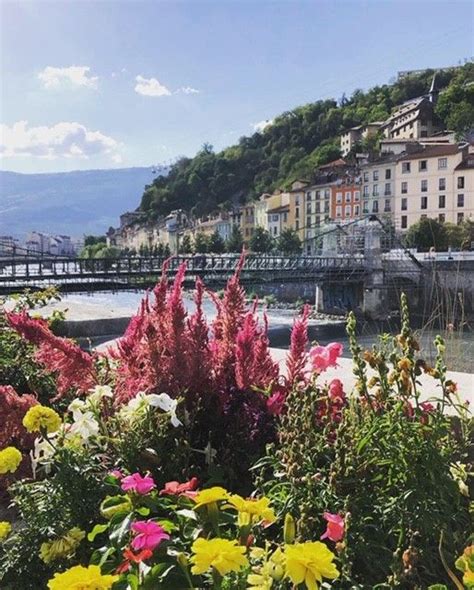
[284,513,296,544]
[177,552,188,570]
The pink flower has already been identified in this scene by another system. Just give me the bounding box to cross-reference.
[160,477,199,497]
[109,469,123,479]
[131,520,170,551]
[121,473,156,495]
[420,401,434,413]
[321,512,345,542]
[309,342,343,372]
[328,378,344,400]
[266,386,286,416]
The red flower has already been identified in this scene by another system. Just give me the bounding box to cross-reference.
[160,477,199,497]
[116,547,153,573]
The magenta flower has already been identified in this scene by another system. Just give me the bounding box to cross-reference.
[328,378,344,400]
[309,342,343,372]
[321,512,345,542]
[131,520,170,551]
[109,469,123,479]
[121,473,156,495]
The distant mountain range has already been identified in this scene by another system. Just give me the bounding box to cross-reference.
[0,166,167,238]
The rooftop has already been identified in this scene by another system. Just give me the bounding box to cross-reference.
[267,204,290,214]
[397,143,461,161]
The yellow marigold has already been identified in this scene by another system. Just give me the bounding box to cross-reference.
[23,405,61,434]
[193,486,229,509]
[190,537,248,576]
[40,527,85,564]
[47,564,118,590]
[284,541,339,590]
[248,546,285,590]
[0,521,12,540]
[228,494,276,527]
[0,446,22,474]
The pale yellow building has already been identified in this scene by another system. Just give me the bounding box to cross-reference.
[394,144,473,230]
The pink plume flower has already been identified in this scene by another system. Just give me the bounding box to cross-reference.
[328,378,344,400]
[121,473,156,495]
[309,342,343,373]
[266,387,286,416]
[131,520,170,551]
[320,512,345,542]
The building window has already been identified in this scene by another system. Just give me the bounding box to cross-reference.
[457,194,464,207]
[324,202,329,213]
[438,214,445,223]
[373,184,379,197]
[402,162,411,174]
[384,199,391,212]
[420,214,427,220]
[363,171,369,182]
[373,170,379,181]
[401,181,408,194]
[295,220,299,231]
[457,212,464,224]
[372,200,379,213]
[315,216,321,226]
[336,191,343,203]
[336,206,342,218]
[295,207,299,219]
[306,216,311,228]
[324,189,330,199]
[421,179,428,192]
[439,195,446,208]
[439,178,446,191]
[401,215,407,229]
[384,183,391,196]
[363,185,369,197]
[315,202,321,213]
[315,190,321,200]
[438,157,447,169]
[283,212,288,223]
[273,227,277,235]
[306,192,312,201]
[421,196,428,210]
[345,191,351,203]
[419,160,427,171]
[385,168,391,180]
[354,190,360,201]
[354,204,360,216]
[401,198,407,211]
[344,205,351,217]
[458,176,465,189]
[306,203,312,214]
[272,214,279,222]
[295,196,300,206]
[363,201,369,213]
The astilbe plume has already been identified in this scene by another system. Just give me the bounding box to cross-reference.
[286,304,310,386]
[6,311,98,399]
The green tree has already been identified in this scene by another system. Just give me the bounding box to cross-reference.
[226,225,244,253]
[95,246,121,259]
[249,227,274,253]
[193,232,209,254]
[208,230,225,253]
[179,234,193,254]
[84,235,106,247]
[405,218,448,252]
[277,228,302,255]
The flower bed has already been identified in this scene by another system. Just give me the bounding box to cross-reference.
[0,260,471,589]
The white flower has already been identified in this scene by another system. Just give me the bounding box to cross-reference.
[68,398,87,421]
[2,298,17,313]
[147,393,182,427]
[30,436,57,478]
[69,411,100,441]
[87,385,113,406]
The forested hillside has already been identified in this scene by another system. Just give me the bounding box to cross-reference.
[140,64,474,219]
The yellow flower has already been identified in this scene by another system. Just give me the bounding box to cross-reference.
[40,527,85,564]
[0,521,12,540]
[190,537,248,576]
[47,564,118,590]
[193,486,230,509]
[23,405,61,434]
[0,446,22,474]
[248,546,285,590]
[284,541,339,590]
[228,494,276,527]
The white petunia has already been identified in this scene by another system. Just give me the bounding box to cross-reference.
[68,398,87,421]
[69,411,100,441]
[147,393,182,427]
[30,436,57,478]
[87,385,113,406]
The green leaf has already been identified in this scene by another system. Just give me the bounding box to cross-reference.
[87,523,109,542]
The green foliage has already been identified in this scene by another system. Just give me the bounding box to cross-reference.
[193,232,209,254]
[84,235,107,247]
[276,228,302,255]
[225,225,244,253]
[208,230,225,254]
[405,217,474,251]
[249,227,274,253]
[179,234,193,254]
[138,65,472,220]
[95,246,121,259]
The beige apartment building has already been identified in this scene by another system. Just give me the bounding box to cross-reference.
[394,144,473,230]
[360,154,397,218]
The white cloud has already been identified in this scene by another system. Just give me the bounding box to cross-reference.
[176,86,200,95]
[0,121,121,162]
[252,119,273,132]
[134,75,171,97]
[38,66,99,89]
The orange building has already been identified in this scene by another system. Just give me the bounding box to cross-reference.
[330,182,362,222]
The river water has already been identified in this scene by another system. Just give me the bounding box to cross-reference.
[59,291,474,373]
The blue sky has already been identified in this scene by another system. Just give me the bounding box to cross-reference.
[1,0,472,174]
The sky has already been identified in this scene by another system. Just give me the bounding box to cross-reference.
[0,0,473,174]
